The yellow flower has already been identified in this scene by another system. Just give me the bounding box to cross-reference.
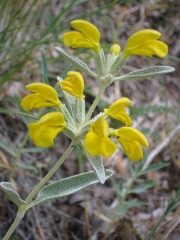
[63,19,100,53]
[123,29,168,58]
[110,44,121,56]
[112,127,148,161]
[104,98,132,126]
[29,112,67,147]
[57,71,84,99]
[84,117,117,157]
[20,83,61,111]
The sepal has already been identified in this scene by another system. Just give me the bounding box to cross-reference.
[61,104,76,127]
[76,98,85,124]
[106,53,118,74]
[61,91,85,125]
[80,112,104,138]
[109,53,127,76]
[93,49,106,77]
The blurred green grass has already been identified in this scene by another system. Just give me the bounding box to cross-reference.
[0,0,117,89]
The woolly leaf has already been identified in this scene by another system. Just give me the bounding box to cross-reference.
[0,182,26,208]
[85,152,106,184]
[28,170,113,208]
[115,66,175,81]
[55,47,97,78]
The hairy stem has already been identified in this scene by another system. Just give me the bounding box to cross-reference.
[3,211,24,240]
[25,140,75,203]
[3,140,75,240]
[83,86,105,125]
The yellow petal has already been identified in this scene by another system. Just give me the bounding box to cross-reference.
[116,127,148,147]
[101,138,117,157]
[20,94,39,112]
[104,98,132,126]
[71,20,100,46]
[108,98,132,110]
[20,83,61,111]
[84,117,117,157]
[127,29,161,46]
[63,32,98,50]
[124,29,168,58]
[112,127,148,161]
[29,112,66,147]
[20,94,59,111]
[57,71,84,99]
[84,126,102,156]
[63,19,100,52]
[84,128,117,157]
[127,40,168,57]
[26,83,60,103]
[118,138,143,161]
[91,117,109,138]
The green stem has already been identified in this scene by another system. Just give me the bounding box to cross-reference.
[83,86,105,125]
[3,211,24,240]
[25,140,75,203]
[116,173,137,212]
[76,145,91,236]
[3,140,75,240]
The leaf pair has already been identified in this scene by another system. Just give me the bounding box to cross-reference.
[0,169,113,209]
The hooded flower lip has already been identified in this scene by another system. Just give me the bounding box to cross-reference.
[63,19,100,53]
[104,98,132,126]
[111,127,148,161]
[20,83,61,112]
[123,29,168,58]
[57,71,84,99]
[84,117,117,157]
[29,112,67,147]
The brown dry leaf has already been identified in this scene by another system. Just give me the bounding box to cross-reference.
[115,155,128,176]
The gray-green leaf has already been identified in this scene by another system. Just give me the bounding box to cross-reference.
[55,47,97,78]
[0,182,26,208]
[28,170,113,208]
[85,152,106,184]
[114,66,175,81]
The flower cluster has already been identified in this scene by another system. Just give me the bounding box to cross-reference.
[20,75,148,161]
[63,19,168,58]
[20,19,170,162]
